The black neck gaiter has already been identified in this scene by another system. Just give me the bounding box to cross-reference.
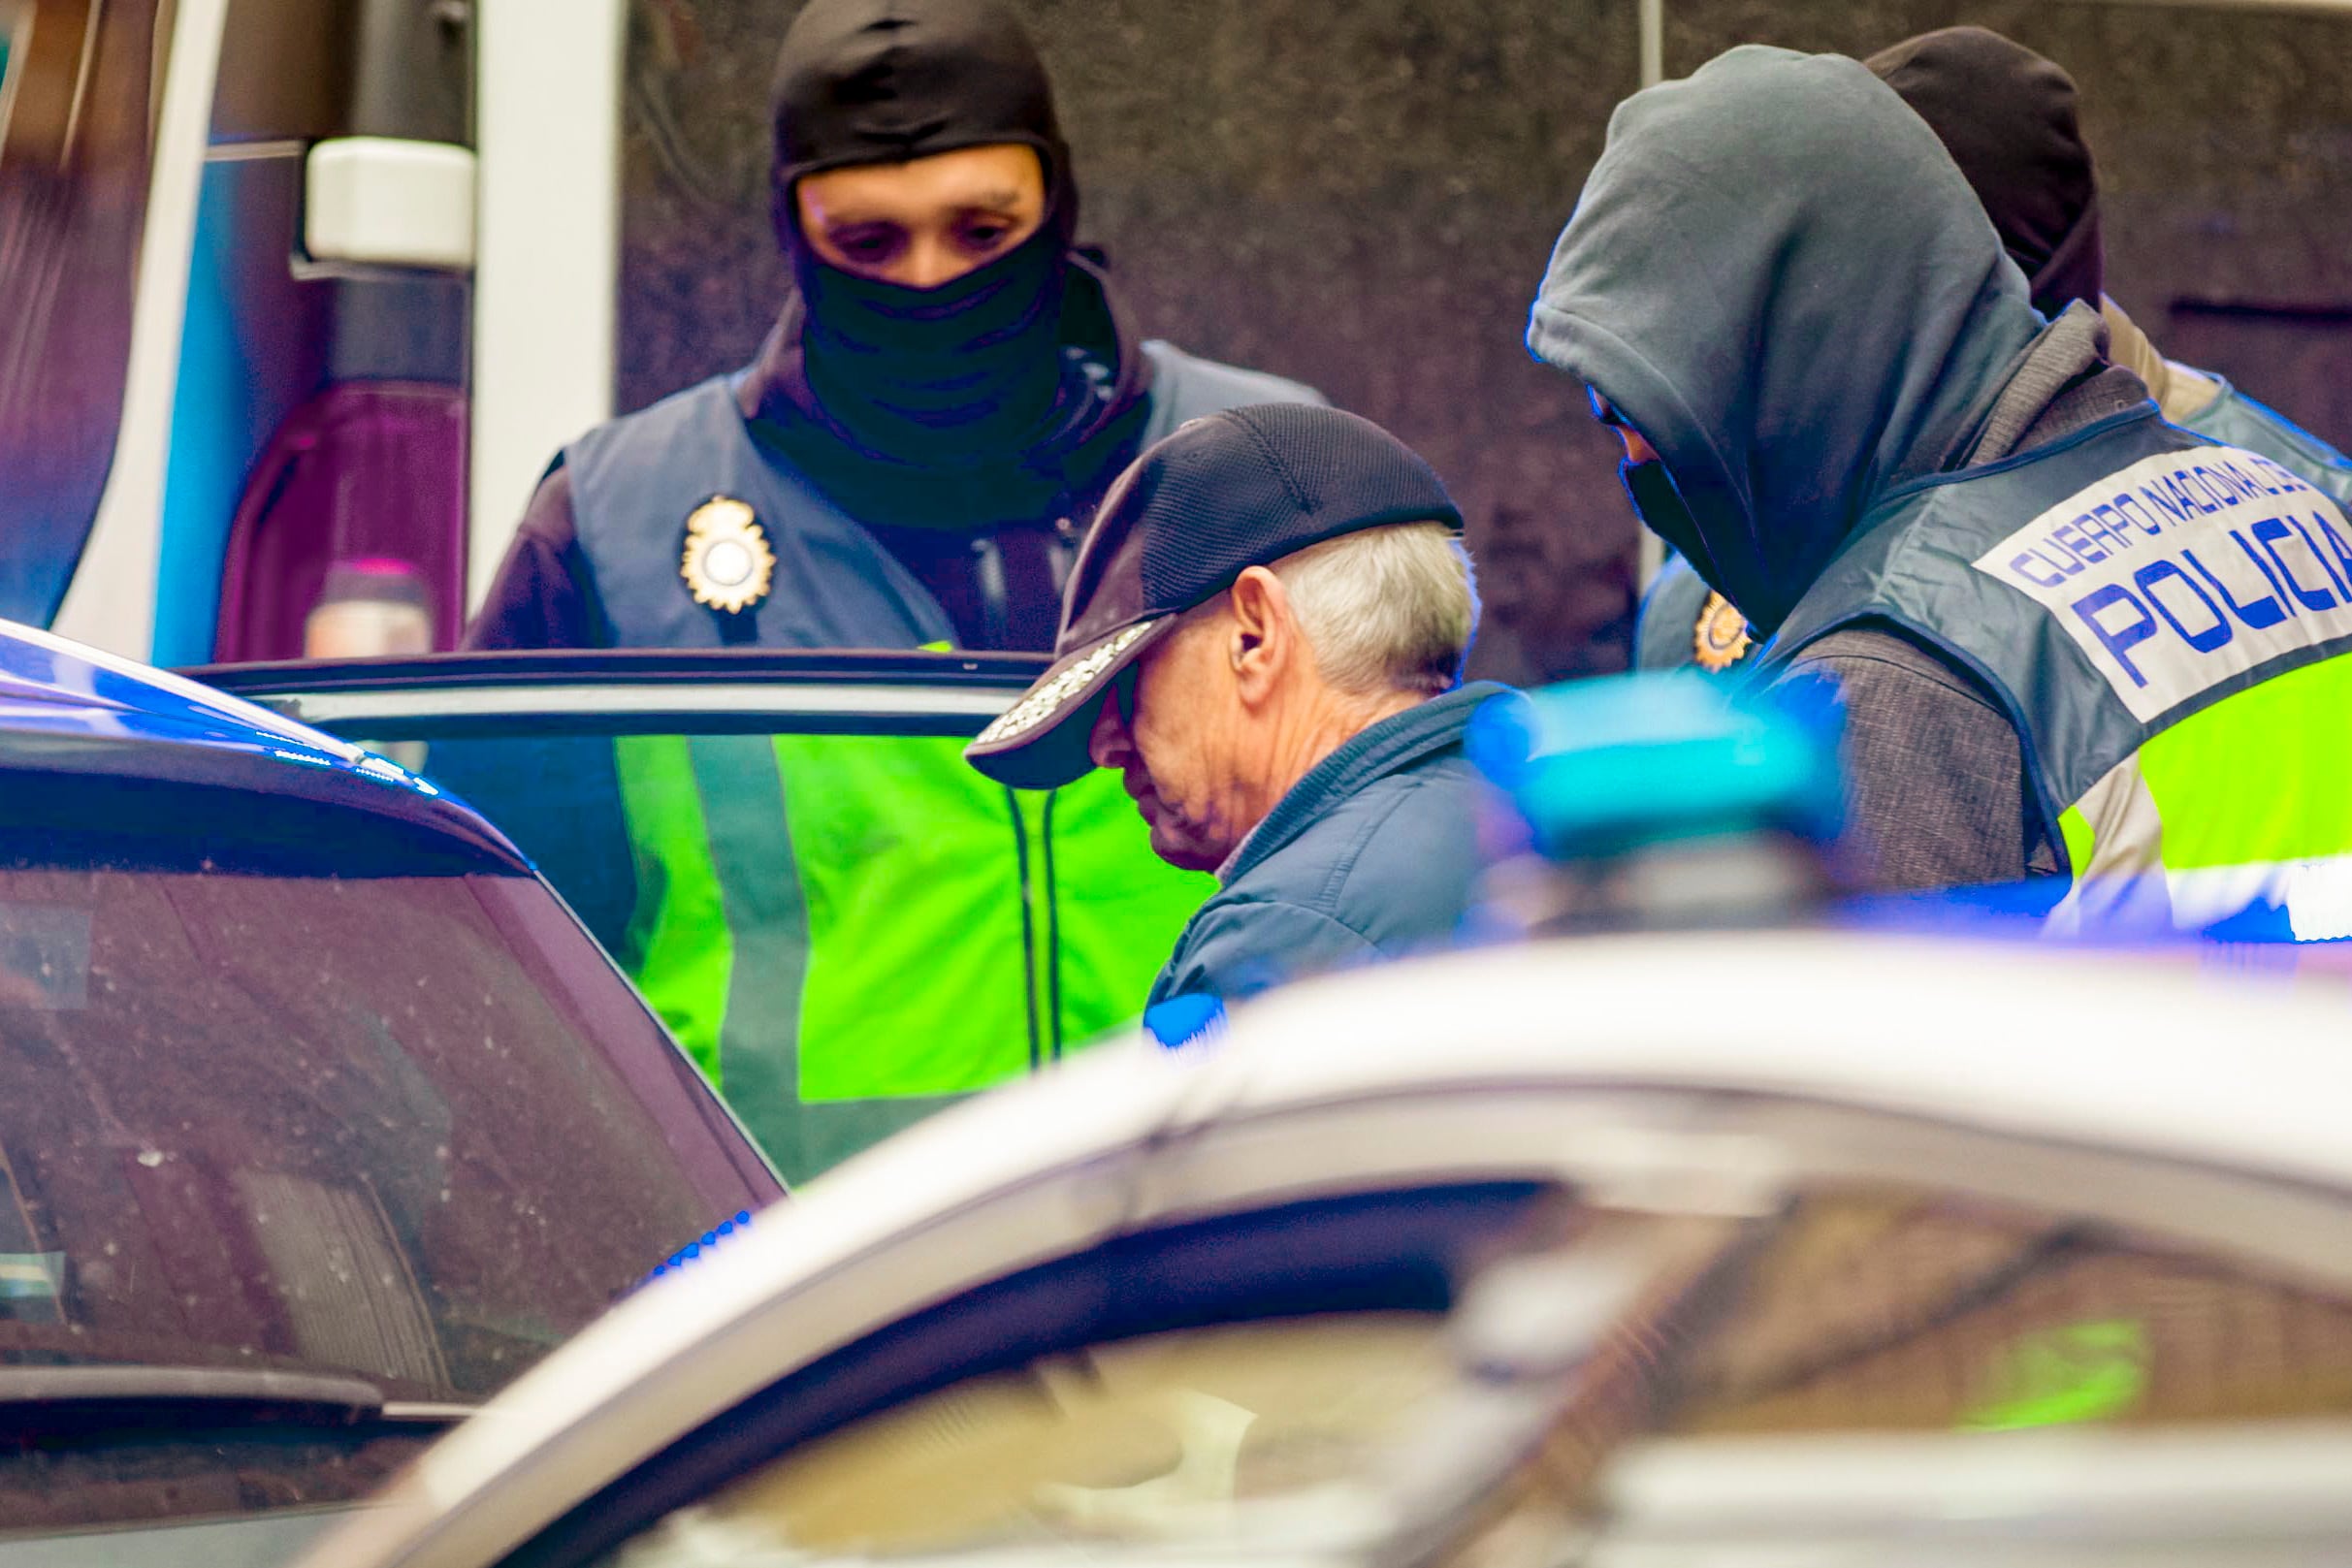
[756,249,1149,535]
[793,208,1076,470]
[1624,458,1736,609]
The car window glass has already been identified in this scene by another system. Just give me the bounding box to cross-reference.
[1674,1191,2352,1433]
[409,731,1212,1185]
[1407,1189,2352,1568]
[612,1314,1457,1565]
[479,1180,1562,1568]
[0,851,773,1534]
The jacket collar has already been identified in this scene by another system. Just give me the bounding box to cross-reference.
[1218,682,1510,887]
[2097,296,2222,427]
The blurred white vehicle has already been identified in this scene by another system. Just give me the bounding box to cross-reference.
[300,929,2352,1568]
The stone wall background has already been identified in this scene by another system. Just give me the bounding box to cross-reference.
[617,0,2352,685]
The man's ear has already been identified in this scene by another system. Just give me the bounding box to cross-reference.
[1227,567,1293,707]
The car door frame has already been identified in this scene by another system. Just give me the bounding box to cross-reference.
[183,648,1048,741]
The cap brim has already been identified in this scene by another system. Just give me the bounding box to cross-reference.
[964,618,1174,789]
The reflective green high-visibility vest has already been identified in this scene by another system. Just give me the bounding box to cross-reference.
[612,733,1208,1184]
[1771,409,2352,936]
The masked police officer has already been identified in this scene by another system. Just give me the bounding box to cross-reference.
[1534,47,2352,926]
[467,0,1324,1181]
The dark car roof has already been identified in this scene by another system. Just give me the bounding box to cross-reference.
[0,622,528,874]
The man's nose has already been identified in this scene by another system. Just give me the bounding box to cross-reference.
[900,239,970,292]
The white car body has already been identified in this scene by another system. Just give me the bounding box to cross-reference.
[299,929,2352,1568]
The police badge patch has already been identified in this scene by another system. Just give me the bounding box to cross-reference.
[1692,591,1754,673]
[681,496,777,614]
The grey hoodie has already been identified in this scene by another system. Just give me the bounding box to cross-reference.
[1528,46,2045,636]
[1528,47,2152,888]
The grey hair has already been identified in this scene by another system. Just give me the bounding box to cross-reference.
[1274,522,1481,697]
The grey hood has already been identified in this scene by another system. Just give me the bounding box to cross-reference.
[1527,46,2045,633]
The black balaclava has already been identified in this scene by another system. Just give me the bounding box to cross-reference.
[764,0,1137,497]
[1865,26,2104,320]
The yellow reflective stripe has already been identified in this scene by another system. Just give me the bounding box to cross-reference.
[2050,757,2180,933]
[2132,652,2352,870]
[2055,753,2163,881]
[612,736,733,1087]
[2060,652,2352,908]
[1015,785,1054,1055]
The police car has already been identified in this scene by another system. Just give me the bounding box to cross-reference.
[0,622,779,1564]
[294,925,2352,1568]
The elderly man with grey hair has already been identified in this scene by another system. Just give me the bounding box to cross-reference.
[966,404,1510,1044]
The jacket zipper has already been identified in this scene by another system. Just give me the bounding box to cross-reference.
[1042,789,1063,1062]
[1004,786,1044,1073]
[1049,508,1081,597]
[1000,502,1079,1071]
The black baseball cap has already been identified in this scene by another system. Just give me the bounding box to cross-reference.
[965,403,1465,789]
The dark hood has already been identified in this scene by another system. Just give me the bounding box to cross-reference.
[1866,26,2104,320]
[1527,46,2044,634]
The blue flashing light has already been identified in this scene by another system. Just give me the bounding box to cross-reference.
[1468,673,1845,862]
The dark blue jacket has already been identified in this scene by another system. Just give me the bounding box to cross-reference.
[1144,682,1514,1014]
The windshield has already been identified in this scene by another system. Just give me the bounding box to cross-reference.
[614,1314,1459,1565]
[0,843,776,1533]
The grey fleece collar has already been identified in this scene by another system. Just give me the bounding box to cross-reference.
[1959,301,2112,465]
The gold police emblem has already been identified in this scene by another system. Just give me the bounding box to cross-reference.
[680,496,776,615]
[1692,591,1754,673]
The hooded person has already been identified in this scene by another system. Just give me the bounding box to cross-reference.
[1531,46,2352,928]
[1870,26,2352,511]
[461,0,1325,1184]
[1633,28,2352,679]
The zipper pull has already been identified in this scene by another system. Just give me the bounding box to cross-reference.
[1049,505,1082,593]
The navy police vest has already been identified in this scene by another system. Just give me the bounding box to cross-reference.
[1772,407,2352,936]
[564,339,1320,649]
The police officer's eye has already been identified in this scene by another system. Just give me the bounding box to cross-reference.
[830,224,905,264]
[956,216,1015,252]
